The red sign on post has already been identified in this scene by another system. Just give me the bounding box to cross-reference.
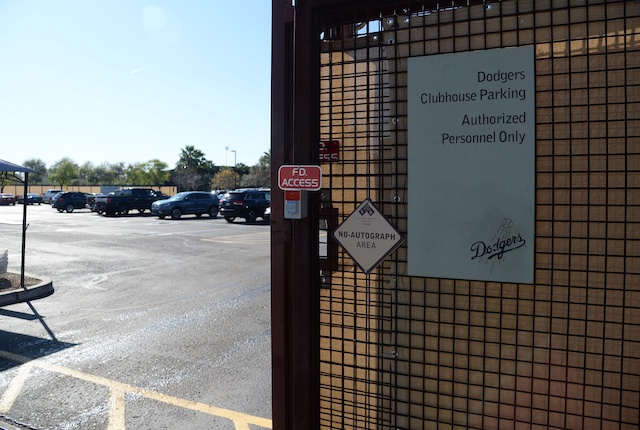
[285,190,301,200]
[319,140,340,163]
[278,165,322,191]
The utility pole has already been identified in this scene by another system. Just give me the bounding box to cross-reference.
[231,150,237,189]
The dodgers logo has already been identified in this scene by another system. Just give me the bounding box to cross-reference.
[470,218,526,272]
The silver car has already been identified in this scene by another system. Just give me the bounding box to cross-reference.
[41,189,63,204]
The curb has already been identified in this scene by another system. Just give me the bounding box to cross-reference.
[0,273,54,307]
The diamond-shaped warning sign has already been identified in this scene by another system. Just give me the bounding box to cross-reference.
[333,199,405,274]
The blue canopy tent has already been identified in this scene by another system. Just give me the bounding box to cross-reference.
[0,159,39,288]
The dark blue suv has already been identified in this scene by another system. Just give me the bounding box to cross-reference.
[150,191,219,220]
[52,192,89,213]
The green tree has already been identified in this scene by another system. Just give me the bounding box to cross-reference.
[125,163,147,185]
[234,162,250,176]
[177,145,207,170]
[145,159,170,188]
[110,162,127,184]
[92,163,109,185]
[94,163,125,185]
[83,162,104,185]
[49,158,79,188]
[173,146,218,191]
[0,172,17,192]
[240,151,270,188]
[75,161,95,185]
[22,158,47,184]
[198,159,218,191]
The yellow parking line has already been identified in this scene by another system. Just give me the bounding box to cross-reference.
[0,363,31,413]
[108,387,125,430]
[0,350,272,429]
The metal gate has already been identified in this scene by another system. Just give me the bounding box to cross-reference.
[272,1,640,428]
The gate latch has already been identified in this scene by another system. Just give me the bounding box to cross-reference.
[381,350,398,359]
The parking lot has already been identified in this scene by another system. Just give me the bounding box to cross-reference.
[0,203,272,429]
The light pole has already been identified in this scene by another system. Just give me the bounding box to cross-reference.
[230,150,237,189]
[225,146,229,167]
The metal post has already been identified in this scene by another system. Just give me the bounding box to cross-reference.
[20,172,28,288]
[231,150,237,189]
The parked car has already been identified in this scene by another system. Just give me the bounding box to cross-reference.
[214,190,228,199]
[220,189,270,223]
[94,188,169,215]
[41,189,63,204]
[50,192,63,207]
[217,192,230,206]
[151,191,219,220]
[17,193,42,205]
[0,193,16,205]
[52,192,90,213]
[86,193,106,212]
[263,206,271,222]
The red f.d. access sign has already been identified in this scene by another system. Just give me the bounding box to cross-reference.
[278,165,322,191]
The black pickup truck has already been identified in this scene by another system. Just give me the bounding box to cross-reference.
[93,188,169,215]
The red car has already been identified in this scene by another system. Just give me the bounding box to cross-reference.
[0,193,16,205]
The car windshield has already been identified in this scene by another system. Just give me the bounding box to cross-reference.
[167,193,188,201]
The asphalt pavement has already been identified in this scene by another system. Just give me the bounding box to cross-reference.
[0,203,272,429]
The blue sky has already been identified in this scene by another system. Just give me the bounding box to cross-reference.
[0,1,272,169]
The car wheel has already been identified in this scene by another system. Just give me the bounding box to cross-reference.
[57,208,63,213]
[209,206,218,218]
[66,204,74,213]
[224,216,235,223]
[158,215,165,219]
[170,207,182,220]
[245,209,258,223]
[118,204,129,215]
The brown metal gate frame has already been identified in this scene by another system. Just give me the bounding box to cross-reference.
[272,1,640,429]
[272,2,320,429]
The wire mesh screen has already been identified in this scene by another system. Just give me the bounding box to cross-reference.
[315,1,640,429]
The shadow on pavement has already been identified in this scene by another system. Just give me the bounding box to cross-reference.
[0,319,75,372]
